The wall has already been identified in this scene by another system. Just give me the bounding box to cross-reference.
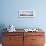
[0,0,46,43]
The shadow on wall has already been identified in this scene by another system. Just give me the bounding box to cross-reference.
[0,24,6,43]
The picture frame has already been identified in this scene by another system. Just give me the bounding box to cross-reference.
[19,10,35,17]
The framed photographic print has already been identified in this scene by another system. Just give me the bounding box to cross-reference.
[19,10,35,17]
